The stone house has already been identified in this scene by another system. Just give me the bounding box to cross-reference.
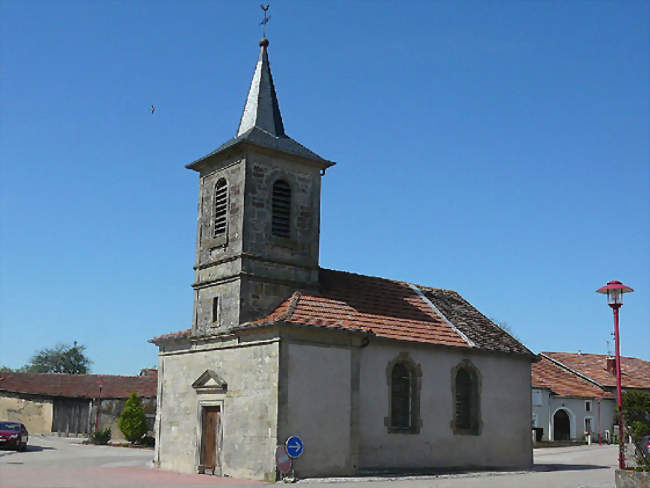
[531,352,650,442]
[0,370,157,440]
[150,37,537,480]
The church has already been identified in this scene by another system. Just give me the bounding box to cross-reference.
[151,36,536,481]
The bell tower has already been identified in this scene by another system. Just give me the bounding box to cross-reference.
[186,38,335,335]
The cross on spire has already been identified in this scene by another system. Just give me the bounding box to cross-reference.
[260,4,270,38]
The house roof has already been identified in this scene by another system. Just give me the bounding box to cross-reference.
[0,372,157,399]
[532,355,614,399]
[152,269,534,358]
[186,39,334,171]
[543,352,650,390]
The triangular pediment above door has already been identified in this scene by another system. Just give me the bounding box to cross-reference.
[192,370,227,393]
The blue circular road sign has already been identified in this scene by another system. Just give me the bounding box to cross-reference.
[285,435,304,458]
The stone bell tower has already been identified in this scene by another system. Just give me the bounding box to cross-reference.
[186,38,335,335]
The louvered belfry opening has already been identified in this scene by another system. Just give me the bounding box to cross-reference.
[455,368,472,429]
[214,179,228,237]
[391,363,411,429]
[272,180,291,238]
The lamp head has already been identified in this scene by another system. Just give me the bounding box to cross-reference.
[596,280,634,306]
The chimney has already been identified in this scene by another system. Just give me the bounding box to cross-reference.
[606,357,616,375]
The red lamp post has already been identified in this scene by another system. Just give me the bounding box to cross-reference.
[95,379,104,432]
[597,396,602,446]
[596,280,634,469]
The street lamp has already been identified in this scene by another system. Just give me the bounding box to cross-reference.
[596,280,634,469]
[95,378,104,432]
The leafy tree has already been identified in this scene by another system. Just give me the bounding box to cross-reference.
[26,341,91,374]
[622,390,650,470]
[118,392,148,443]
[1,364,36,373]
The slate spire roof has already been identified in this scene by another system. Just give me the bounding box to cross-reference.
[186,38,334,171]
[237,37,285,137]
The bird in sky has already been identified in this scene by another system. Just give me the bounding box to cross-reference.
[151,105,155,115]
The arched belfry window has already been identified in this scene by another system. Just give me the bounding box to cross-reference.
[271,179,291,238]
[214,178,228,237]
[385,352,422,434]
[451,360,481,435]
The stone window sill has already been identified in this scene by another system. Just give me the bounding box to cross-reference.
[205,234,228,249]
[452,426,480,436]
[387,426,421,435]
[271,235,298,249]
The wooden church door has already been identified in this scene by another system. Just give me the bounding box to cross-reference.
[199,406,221,474]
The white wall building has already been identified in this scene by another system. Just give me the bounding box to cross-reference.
[532,354,616,442]
[531,352,650,443]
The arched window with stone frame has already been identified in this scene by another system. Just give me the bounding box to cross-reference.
[271,179,291,239]
[385,352,422,434]
[451,359,482,435]
[213,178,228,238]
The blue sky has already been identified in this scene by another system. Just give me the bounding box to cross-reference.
[1,1,648,374]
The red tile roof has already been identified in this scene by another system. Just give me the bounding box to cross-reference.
[543,352,650,390]
[0,372,157,399]
[150,328,191,343]
[248,271,470,348]
[151,269,533,357]
[250,269,532,355]
[532,355,614,399]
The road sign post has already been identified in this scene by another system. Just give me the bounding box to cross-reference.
[275,445,292,474]
[285,435,304,459]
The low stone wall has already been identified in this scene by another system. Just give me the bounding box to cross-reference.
[90,397,156,440]
[615,469,649,488]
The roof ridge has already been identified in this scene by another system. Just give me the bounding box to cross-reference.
[544,351,647,361]
[408,283,475,348]
[279,291,302,322]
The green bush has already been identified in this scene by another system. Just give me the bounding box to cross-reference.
[118,392,148,443]
[622,390,650,470]
[90,427,111,445]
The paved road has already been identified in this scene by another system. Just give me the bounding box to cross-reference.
[0,436,618,488]
[0,435,258,488]
[300,445,617,488]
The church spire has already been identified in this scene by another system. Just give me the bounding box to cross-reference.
[237,38,285,137]
[186,34,335,171]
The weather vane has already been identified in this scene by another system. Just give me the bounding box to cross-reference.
[260,4,270,38]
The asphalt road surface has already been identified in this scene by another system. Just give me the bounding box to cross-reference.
[0,436,618,488]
